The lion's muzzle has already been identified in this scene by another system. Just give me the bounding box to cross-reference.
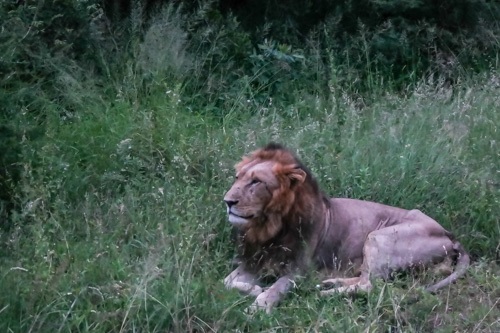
[228,212,251,226]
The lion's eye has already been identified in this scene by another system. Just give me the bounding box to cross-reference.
[250,179,261,185]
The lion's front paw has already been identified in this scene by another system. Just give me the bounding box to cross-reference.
[249,285,265,297]
[245,293,274,314]
[244,302,259,315]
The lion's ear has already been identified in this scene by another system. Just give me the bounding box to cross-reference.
[288,166,306,188]
[273,163,306,188]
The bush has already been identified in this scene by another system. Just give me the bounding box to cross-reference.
[220,0,500,89]
[0,0,103,225]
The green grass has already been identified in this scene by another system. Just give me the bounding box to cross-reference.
[1,4,499,331]
[1,70,499,332]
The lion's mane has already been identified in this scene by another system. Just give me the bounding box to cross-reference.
[236,143,330,276]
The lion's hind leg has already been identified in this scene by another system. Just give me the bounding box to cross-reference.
[359,223,457,287]
[322,276,362,287]
[321,210,462,296]
[319,276,368,295]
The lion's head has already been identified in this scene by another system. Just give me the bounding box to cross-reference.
[224,143,325,244]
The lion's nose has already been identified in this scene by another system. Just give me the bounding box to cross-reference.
[224,199,238,208]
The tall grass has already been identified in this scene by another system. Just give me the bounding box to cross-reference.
[1,3,499,332]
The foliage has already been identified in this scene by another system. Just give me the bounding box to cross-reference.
[0,0,499,332]
[223,0,500,89]
[0,0,103,226]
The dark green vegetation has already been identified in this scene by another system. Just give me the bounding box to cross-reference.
[1,0,499,331]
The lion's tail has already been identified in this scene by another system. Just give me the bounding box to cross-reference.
[425,241,470,293]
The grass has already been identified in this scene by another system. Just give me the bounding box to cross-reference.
[1,5,499,331]
[1,71,499,332]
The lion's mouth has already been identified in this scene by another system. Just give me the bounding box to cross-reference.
[229,211,253,219]
[228,210,253,226]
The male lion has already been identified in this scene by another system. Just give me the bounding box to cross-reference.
[223,143,469,313]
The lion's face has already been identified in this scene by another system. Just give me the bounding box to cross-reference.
[224,149,307,238]
[224,160,280,227]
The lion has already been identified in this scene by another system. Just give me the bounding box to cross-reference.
[223,143,470,313]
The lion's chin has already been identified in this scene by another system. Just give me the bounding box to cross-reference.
[228,214,250,227]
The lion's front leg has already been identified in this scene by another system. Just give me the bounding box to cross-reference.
[224,265,264,296]
[249,274,294,314]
